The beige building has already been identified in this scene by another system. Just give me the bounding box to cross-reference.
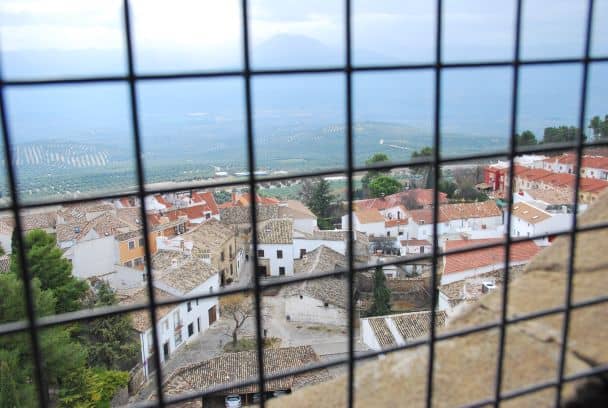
[185,219,243,286]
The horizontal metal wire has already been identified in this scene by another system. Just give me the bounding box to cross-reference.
[2,56,608,87]
[4,138,608,214]
[1,218,605,337]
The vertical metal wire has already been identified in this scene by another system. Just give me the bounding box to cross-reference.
[555,0,595,405]
[240,0,267,405]
[0,57,48,408]
[426,0,443,406]
[493,0,523,405]
[122,0,165,405]
[344,0,356,407]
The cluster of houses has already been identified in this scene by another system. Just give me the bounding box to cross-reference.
[3,152,604,395]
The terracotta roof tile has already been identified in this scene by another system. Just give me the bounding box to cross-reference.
[443,238,541,275]
[368,318,395,347]
[163,346,329,396]
[391,311,447,341]
[153,250,217,295]
[354,209,384,224]
[279,200,316,219]
[257,219,293,244]
[439,201,502,221]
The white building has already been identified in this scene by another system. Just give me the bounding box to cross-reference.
[283,246,348,326]
[279,200,318,234]
[510,201,573,244]
[56,211,134,279]
[121,250,220,379]
[341,209,385,237]
[256,219,294,277]
[399,239,432,256]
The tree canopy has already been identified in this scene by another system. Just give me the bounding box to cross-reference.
[362,153,391,192]
[589,115,608,141]
[79,282,138,370]
[304,178,335,229]
[543,126,585,144]
[515,130,538,146]
[369,175,402,198]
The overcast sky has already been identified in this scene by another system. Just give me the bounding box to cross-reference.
[1,0,606,65]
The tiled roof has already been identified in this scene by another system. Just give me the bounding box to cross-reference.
[257,218,293,244]
[190,191,219,215]
[400,239,432,247]
[0,255,10,272]
[354,209,384,224]
[579,177,608,193]
[514,165,553,181]
[581,155,608,170]
[154,194,171,208]
[290,245,348,308]
[368,318,395,347]
[163,346,329,396]
[443,238,541,275]
[0,216,13,234]
[391,311,447,341]
[385,218,408,227]
[116,207,143,228]
[56,211,132,243]
[408,209,433,225]
[20,211,56,231]
[521,189,573,205]
[219,204,279,225]
[118,287,176,333]
[279,200,317,219]
[511,202,552,224]
[57,202,115,224]
[353,189,447,211]
[186,219,235,253]
[438,201,502,221]
[153,250,217,295]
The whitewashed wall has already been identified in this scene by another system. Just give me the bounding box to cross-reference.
[258,243,294,276]
[66,235,116,279]
[285,294,346,326]
[360,318,381,351]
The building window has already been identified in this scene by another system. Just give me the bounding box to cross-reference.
[277,249,283,259]
[209,286,214,293]
[229,245,233,258]
[173,310,181,329]
[398,231,404,236]
[187,302,192,312]
[175,331,182,346]
[257,249,264,257]
[279,267,285,276]
[300,249,307,258]
[128,240,135,250]
[139,238,144,247]
[324,302,329,308]
[125,260,133,268]
[134,257,143,266]
[221,251,225,262]
[188,323,194,337]
[230,264,233,275]
[163,320,169,332]
[205,212,211,219]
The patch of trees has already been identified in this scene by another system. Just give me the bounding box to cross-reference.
[515,115,608,147]
[0,230,135,407]
[362,153,403,198]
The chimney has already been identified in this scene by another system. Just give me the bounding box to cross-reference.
[482,281,496,294]
[180,240,185,251]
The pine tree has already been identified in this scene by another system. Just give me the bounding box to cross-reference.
[10,229,87,314]
[0,272,86,404]
[81,282,138,370]
[367,264,391,317]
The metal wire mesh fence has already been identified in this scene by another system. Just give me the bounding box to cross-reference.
[0,0,607,407]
